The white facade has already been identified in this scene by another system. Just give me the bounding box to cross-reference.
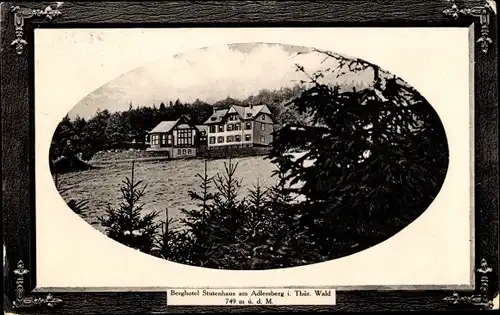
[207,120,254,148]
[204,104,274,149]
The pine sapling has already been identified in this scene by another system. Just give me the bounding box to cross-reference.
[179,159,216,266]
[98,161,161,254]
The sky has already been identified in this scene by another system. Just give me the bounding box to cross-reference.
[68,43,374,119]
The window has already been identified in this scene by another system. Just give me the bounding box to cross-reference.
[182,149,187,155]
[167,134,172,145]
[261,135,265,143]
[188,149,192,154]
[245,134,251,142]
[218,136,224,143]
[235,135,241,142]
[218,125,224,132]
[227,124,233,131]
[178,149,181,155]
[152,135,159,145]
[161,134,166,145]
[245,122,252,130]
[262,114,266,120]
[209,136,216,144]
[211,117,216,121]
[177,129,193,146]
[261,124,265,131]
[145,135,150,143]
[200,130,206,136]
[246,113,252,117]
[227,136,234,143]
[209,125,216,133]
[235,123,241,130]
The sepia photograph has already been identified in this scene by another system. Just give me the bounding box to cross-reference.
[3,1,497,313]
[49,42,449,270]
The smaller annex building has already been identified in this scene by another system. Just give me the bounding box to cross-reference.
[146,115,200,159]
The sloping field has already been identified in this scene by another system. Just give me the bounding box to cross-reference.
[57,157,279,231]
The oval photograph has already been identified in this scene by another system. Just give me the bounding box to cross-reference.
[50,43,449,270]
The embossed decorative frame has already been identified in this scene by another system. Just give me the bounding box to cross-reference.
[1,1,498,313]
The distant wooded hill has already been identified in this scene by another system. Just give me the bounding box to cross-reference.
[50,85,308,163]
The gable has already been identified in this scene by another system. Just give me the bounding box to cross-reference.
[149,115,196,133]
[254,111,274,124]
[149,120,179,133]
[175,116,198,129]
[243,105,272,120]
[257,105,272,115]
[204,108,229,124]
[176,123,192,129]
[204,104,274,124]
[230,105,246,118]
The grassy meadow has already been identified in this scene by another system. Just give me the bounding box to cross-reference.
[57,157,279,232]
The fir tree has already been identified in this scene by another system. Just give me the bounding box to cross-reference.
[213,157,241,207]
[98,161,161,254]
[179,159,217,266]
[205,158,250,269]
[153,208,195,264]
[244,180,275,270]
[269,50,449,259]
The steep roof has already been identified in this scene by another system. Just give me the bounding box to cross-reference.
[205,104,271,124]
[243,105,270,118]
[230,105,247,118]
[149,119,180,133]
[204,108,229,124]
[149,114,200,133]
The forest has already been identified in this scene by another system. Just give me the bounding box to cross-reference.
[50,85,306,163]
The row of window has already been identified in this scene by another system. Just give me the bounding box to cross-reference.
[209,135,266,144]
[150,122,268,144]
[208,122,269,133]
[209,123,250,133]
[177,129,193,145]
[151,134,173,145]
[151,130,193,146]
[210,113,267,121]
